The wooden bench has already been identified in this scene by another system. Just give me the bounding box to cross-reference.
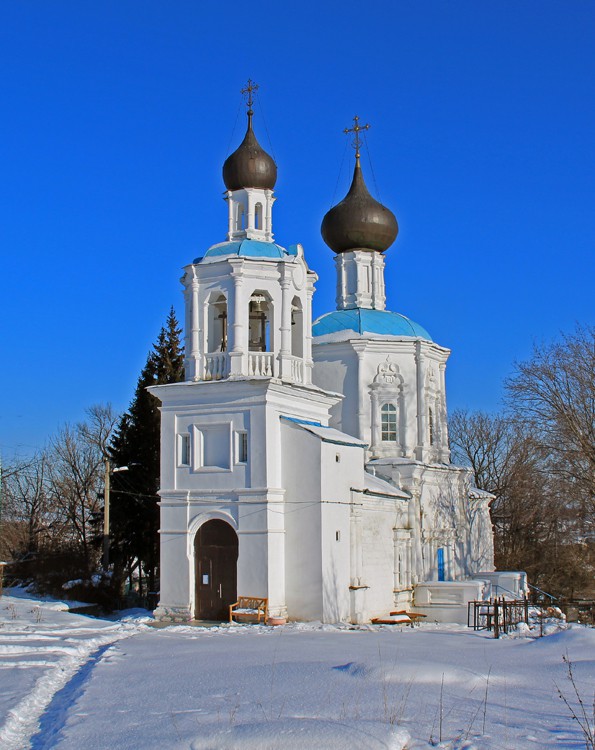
[229,597,268,624]
[371,615,412,626]
[391,610,427,625]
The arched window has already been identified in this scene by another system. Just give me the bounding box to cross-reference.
[254,202,263,230]
[238,204,246,231]
[207,294,227,352]
[291,297,303,357]
[429,407,434,445]
[381,403,397,442]
[248,293,271,352]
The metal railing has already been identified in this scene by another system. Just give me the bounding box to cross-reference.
[468,597,530,637]
[527,582,559,605]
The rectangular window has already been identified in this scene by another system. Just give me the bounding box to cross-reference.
[237,431,248,464]
[381,404,397,442]
[178,433,190,467]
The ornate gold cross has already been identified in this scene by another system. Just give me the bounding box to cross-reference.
[241,79,259,113]
[344,115,370,159]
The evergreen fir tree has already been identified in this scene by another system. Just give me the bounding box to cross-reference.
[109,308,184,602]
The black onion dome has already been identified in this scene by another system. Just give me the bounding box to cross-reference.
[222,113,277,191]
[321,160,398,253]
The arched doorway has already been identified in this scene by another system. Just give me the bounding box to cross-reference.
[194,520,238,620]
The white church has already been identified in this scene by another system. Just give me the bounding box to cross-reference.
[150,88,506,625]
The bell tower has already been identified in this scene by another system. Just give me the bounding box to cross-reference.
[181,81,314,386]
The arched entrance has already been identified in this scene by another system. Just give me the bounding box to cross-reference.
[194,520,238,620]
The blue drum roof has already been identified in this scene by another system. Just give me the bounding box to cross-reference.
[312,308,431,341]
[199,239,298,262]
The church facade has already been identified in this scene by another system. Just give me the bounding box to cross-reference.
[150,93,495,624]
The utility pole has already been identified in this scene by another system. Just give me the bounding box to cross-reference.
[102,460,131,571]
[103,458,110,571]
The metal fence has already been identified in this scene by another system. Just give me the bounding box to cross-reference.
[468,597,530,637]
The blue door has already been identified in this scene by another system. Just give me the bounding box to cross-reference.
[437,548,445,581]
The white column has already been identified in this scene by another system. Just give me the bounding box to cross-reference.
[265,190,274,241]
[350,508,360,585]
[371,252,386,310]
[266,491,287,618]
[190,271,200,380]
[353,342,367,441]
[229,262,247,377]
[409,489,423,585]
[334,251,387,310]
[415,342,427,462]
[303,281,314,385]
[246,190,255,235]
[398,386,408,457]
[182,272,193,380]
[226,192,234,240]
[439,362,451,463]
[278,272,292,380]
[405,534,412,589]
[335,254,347,309]
[369,390,379,455]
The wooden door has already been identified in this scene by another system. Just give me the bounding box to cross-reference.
[194,520,238,620]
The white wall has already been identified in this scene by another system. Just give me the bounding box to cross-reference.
[313,337,451,463]
[281,422,323,621]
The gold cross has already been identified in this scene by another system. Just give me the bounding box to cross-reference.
[241,79,259,113]
[344,115,370,159]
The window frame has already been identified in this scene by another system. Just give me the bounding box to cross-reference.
[380,402,398,442]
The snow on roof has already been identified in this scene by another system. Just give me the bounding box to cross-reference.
[469,486,495,500]
[280,416,367,448]
[362,471,410,499]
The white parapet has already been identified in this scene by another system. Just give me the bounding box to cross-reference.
[412,580,491,624]
[472,571,528,600]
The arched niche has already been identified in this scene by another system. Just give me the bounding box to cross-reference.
[291,296,303,358]
[248,291,273,352]
[207,293,228,353]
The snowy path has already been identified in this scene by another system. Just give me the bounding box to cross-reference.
[1,592,594,749]
[0,594,145,750]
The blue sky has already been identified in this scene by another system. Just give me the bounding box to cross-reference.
[1,1,594,457]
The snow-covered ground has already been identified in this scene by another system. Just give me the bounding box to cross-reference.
[1,589,594,749]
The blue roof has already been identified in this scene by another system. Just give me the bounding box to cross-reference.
[199,239,298,262]
[312,308,432,341]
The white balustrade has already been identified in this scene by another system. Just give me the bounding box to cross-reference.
[204,353,229,381]
[289,356,304,383]
[248,352,274,377]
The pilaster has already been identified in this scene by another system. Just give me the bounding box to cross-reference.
[439,362,451,463]
[415,341,429,462]
[334,250,386,310]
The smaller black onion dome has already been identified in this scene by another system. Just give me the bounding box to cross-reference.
[321,159,398,253]
[223,112,277,191]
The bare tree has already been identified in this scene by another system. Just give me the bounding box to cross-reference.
[1,452,53,556]
[46,404,119,568]
[449,408,591,596]
[506,324,595,529]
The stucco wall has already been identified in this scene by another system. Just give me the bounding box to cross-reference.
[281,421,323,620]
